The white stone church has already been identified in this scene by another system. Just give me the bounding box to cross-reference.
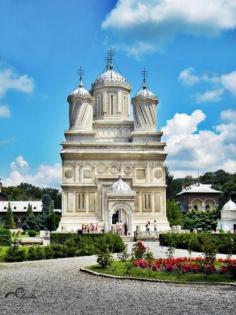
[58,53,170,234]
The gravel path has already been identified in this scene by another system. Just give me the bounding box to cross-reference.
[0,243,236,315]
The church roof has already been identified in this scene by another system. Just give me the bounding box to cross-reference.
[94,69,126,85]
[0,201,61,213]
[110,177,133,195]
[222,199,236,211]
[69,79,92,99]
[176,183,221,196]
[136,86,155,97]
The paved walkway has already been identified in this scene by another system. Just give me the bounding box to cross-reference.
[0,242,235,315]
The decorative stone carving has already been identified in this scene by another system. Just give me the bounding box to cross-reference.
[97,164,107,174]
[110,165,119,174]
[65,169,73,178]
[124,165,133,175]
[154,169,162,179]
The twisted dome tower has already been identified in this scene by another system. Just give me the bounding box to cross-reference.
[132,69,158,132]
[67,68,93,131]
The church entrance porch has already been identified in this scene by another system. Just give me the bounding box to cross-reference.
[111,207,130,235]
[106,177,136,235]
[108,203,132,235]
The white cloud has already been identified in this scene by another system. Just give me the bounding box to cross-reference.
[162,109,236,178]
[221,71,236,96]
[0,105,11,118]
[220,109,236,121]
[0,68,34,98]
[102,0,236,55]
[10,155,29,169]
[178,68,200,86]
[3,156,61,188]
[178,67,219,86]
[195,88,224,103]
[179,67,236,103]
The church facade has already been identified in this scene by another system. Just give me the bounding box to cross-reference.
[58,54,170,234]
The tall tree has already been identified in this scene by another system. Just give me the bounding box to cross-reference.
[5,202,16,229]
[26,203,33,216]
[42,194,52,216]
[22,212,38,231]
[166,200,183,227]
[47,203,57,231]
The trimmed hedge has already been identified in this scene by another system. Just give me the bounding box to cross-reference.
[0,227,11,246]
[50,232,125,253]
[159,233,236,254]
[3,233,125,263]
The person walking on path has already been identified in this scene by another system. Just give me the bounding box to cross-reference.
[145,221,150,235]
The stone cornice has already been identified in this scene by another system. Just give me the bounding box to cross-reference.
[61,142,166,148]
[91,81,131,92]
[61,151,167,161]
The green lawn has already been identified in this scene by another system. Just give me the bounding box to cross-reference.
[88,261,236,283]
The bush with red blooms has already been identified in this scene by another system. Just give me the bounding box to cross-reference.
[133,257,236,278]
[132,241,147,259]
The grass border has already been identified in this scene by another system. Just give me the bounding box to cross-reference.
[80,267,236,286]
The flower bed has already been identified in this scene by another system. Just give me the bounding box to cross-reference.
[133,257,236,277]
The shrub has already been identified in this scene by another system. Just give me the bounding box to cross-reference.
[28,230,37,237]
[117,244,130,262]
[159,233,236,254]
[200,237,217,263]
[97,251,113,268]
[227,264,236,279]
[27,246,38,260]
[5,247,26,262]
[44,246,54,259]
[0,226,11,246]
[132,241,146,259]
[50,232,125,254]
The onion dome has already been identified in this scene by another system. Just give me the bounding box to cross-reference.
[135,70,157,100]
[94,69,126,84]
[110,177,134,195]
[136,85,155,97]
[68,78,92,102]
[222,198,236,211]
[111,177,131,194]
[91,50,130,90]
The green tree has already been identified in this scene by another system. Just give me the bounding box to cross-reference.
[22,203,38,231]
[166,200,183,226]
[42,194,51,216]
[183,210,218,231]
[5,202,16,229]
[165,166,182,200]
[2,183,62,208]
[26,203,33,216]
[47,203,58,231]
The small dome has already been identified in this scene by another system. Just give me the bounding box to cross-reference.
[136,86,155,97]
[69,79,92,98]
[222,199,236,211]
[110,177,132,194]
[94,69,126,84]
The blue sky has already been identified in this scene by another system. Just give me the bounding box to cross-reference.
[0,0,236,187]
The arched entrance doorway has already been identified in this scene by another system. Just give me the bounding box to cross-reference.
[108,203,132,235]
